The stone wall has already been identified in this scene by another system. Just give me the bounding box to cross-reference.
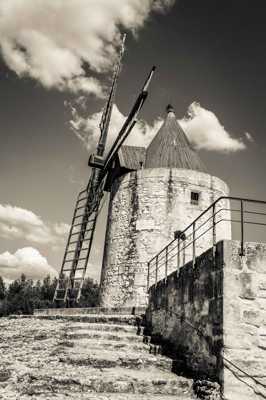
[223,241,266,400]
[100,168,230,308]
[146,240,266,400]
[146,241,224,381]
[34,306,146,316]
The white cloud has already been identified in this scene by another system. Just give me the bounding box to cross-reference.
[0,247,57,280]
[0,204,42,227]
[179,102,246,153]
[70,101,249,155]
[0,204,70,246]
[69,103,163,152]
[0,0,174,94]
[53,223,70,237]
[245,132,254,142]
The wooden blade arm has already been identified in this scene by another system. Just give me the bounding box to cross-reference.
[103,66,156,173]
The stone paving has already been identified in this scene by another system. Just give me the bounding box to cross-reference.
[0,315,195,400]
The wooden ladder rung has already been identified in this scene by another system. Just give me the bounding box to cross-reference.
[67,248,89,254]
[64,257,87,263]
[62,268,86,272]
[73,219,95,228]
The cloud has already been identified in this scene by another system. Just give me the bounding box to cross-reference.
[69,103,163,152]
[179,102,246,153]
[0,247,57,280]
[0,0,174,94]
[245,132,254,143]
[69,101,249,155]
[0,204,70,246]
[0,204,42,227]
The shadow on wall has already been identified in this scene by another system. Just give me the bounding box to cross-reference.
[146,241,224,383]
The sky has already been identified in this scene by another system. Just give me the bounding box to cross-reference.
[0,0,266,282]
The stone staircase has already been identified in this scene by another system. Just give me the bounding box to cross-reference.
[0,313,196,399]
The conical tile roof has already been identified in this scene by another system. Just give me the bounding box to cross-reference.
[145,105,207,172]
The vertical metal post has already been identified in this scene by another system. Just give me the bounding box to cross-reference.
[192,222,196,268]
[240,200,245,256]
[147,261,150,292]
[177,238,180,274]
[212,204,216,260]
[183,238,186,266]
[165,247,168,282]
[155,255,158,287]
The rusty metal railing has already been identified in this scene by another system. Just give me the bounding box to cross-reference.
[147,196,266,291]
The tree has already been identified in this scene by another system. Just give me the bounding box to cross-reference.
[0,277,6,300]
[7,274,34,315]
[0,273,99,317]
[79,278,99,307]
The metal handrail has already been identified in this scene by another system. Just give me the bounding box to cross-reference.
[147,196,266,291]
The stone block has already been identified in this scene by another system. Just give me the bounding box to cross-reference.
[238,272,258,300]
[258,326,266,336]
[242,308,262,327]
[223,271,241,300]
[209,298,223,325]
[231,358,266,378]
[203,274,214,299]
[223,300,241,327]
[224,331,252,350]
[258,289,266,299]
[259,280,266,290]
[246,243,266,273]
[258,336,266,350]
[223,240,243,271]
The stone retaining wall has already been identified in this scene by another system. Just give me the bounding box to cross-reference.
[146,240,266,399]
[223,241,266,400]
[146,241,224,381]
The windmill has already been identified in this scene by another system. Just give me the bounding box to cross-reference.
[53,36,156,305]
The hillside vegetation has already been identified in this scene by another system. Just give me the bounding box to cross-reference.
[0,274,99,316]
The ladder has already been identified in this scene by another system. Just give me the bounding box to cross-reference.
[53,172,104,304]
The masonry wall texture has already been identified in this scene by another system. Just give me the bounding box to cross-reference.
[223,240,266,400]
[146,241,224,381]
[146,240,266,400]
[99,168,230,308]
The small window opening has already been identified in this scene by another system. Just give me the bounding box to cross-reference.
[191,191,200,205]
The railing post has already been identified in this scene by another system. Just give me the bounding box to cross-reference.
[240,200,245,256]
[192,222,196,268]
[183,238,186,266]
[147,261,150,292]
[165,247,168,283]
[212,204,216,260]
[155,255,158,287]
[177,237,180,275]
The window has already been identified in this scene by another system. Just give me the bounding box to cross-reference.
[191,191,200,205]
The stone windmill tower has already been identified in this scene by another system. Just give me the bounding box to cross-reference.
[99,105,230,308]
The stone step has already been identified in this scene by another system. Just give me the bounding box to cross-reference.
[59,350,172,372]
[61,329,143,342]
[34,306,147,316]
[11,314,137,325]
[57,338,149,352]
[19,367,193,396]
[1,316,196,399]
[64,323,138,334]
[24,393,193,400]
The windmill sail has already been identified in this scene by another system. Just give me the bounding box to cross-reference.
[53,41,156,304]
